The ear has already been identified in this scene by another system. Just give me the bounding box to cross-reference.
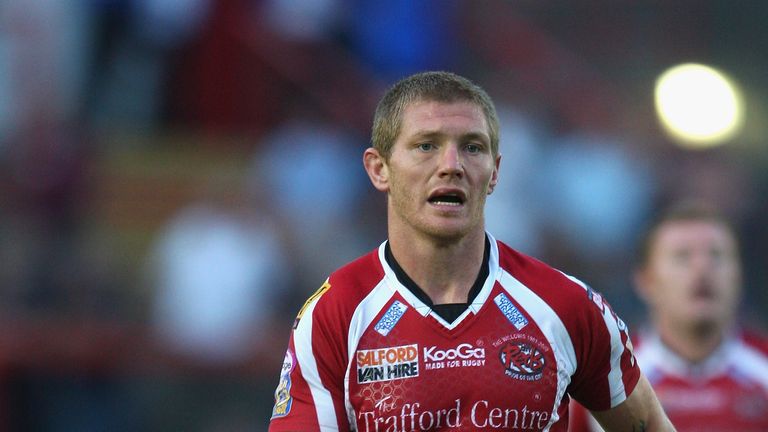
[364,148,390,192]
[487,153,501,195]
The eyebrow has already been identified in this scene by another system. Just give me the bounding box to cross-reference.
[410,130,490,143]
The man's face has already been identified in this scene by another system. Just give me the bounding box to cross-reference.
[374,100,500,242]
[638,220,741,330]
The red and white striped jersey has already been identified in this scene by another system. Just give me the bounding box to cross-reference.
[269,235,639,431]
[569,331,768,432]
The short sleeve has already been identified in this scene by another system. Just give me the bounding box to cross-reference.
[567,286,640,411]
[269,279,351,431]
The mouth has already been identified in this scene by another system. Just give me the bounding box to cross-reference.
[427,189,466,207]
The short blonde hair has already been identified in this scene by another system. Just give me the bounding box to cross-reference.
[371,71,499,160]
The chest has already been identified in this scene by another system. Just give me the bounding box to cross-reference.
[346,294,566,431]
[652,375,768,431]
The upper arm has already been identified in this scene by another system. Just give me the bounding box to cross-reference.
[567,284,641,410]
[590,373,676,432]
[269,280,351,431]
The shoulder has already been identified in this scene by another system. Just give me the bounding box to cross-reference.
[724,330,768,392]
[494,239,618,356]
[741,328,768,357]
[734,329,768,378]
[297,246,386,326]
[327,246,386,296]
[495,240,599,316]
[322,246,386,308]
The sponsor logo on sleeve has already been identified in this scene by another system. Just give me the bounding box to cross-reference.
[356,344,419,384]
[271,349,295,419]
[373,300,408,336]
[585,285,605,312]
[493,293,529,330]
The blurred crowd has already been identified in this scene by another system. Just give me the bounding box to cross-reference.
[1,1,767,430]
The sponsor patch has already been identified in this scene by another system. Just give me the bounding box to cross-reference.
[585,285,605,312]
[356,344,419,384]
[493,293,529,330]
[423,343,486,370]
[374,300,408,336]
[357,398,550,430]
[271,349,295,419]
[499,341,545,381]
[493,334,549,381]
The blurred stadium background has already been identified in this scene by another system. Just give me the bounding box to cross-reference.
[1,1,767,430]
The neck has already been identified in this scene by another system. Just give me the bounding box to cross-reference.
[388,227,486,305]
[654,316,725,364]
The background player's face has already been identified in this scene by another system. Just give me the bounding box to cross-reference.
[636,220,741,331]
[379,100,499,241]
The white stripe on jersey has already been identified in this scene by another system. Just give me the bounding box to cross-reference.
[636,331,768,394]
[343,278,397,427]
[733,341,768,389]
[499,270,577,431]
[565,274,629,407]
[294,294,339,431]
[600,303,629,406]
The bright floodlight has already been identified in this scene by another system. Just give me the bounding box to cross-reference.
[654,63,744,148]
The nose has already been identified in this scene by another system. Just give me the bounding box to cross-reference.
[689,249,719,276]
[438,144,464,178]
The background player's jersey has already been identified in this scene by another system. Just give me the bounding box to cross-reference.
[569,331,768,432]
[269,234,639,431]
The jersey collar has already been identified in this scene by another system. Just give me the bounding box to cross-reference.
[377,232,501,329]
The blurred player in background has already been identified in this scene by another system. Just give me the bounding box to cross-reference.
[268,71,674,431]
[570,201,768,431]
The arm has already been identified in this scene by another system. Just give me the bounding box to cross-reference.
[269,279,351,431]
[590,374,675,432]
[563,281,673,431]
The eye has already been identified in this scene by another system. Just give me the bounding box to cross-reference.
[709,247,729,265]
[465,143,482,154]
[417,142,435,152]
